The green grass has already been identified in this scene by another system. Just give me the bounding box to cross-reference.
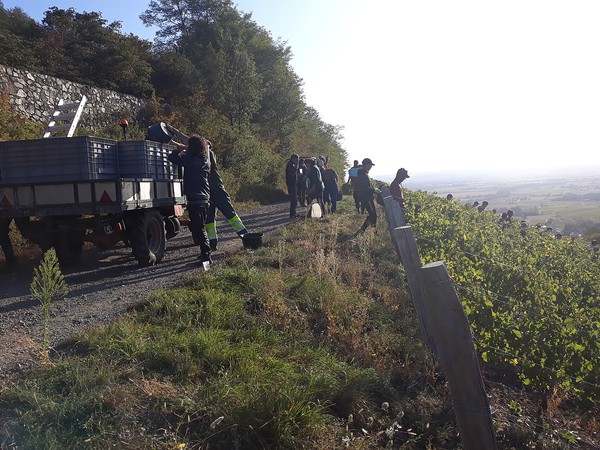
[2,196,594,449]
[0,204,450,449]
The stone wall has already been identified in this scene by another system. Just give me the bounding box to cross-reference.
[0,64,148,130]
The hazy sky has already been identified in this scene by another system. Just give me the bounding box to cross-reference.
[4,0,600,178]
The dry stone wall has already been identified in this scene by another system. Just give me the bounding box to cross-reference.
[0,64,148,130]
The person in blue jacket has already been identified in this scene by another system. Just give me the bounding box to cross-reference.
[168,135,212,266]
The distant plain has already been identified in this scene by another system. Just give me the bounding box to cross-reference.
[384,166,600,234]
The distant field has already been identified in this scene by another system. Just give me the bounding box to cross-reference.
[410,171,600,233]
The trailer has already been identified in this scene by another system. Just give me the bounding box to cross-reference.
[0,133,186,267]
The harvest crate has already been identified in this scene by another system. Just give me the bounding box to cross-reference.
[0,136,118,184]
[117,140,176,180]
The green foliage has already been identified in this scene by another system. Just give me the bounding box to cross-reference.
[0,5,42,70]
[219,130,285,201]
[403,191,600,401]
[30,248,68,353]
[0,95,44,140]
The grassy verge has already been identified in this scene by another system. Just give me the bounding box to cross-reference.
[1,198,588,449]
[0,200,443,449]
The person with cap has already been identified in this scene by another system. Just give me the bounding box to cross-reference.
[286,154,299,218]
[356,158,377,233]
[389,168,409,208]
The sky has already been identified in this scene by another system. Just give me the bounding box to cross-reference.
[3,0,600,180]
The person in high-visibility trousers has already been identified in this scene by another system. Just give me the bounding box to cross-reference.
[167,124,248,250]
[205,148,247,250]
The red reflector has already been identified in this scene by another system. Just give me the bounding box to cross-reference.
[0,195,12,208]
[99,191,113,203]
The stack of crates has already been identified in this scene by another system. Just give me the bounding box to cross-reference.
[117,140,176,180]
[0,136,118,184]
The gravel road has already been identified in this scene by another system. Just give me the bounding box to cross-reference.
[0,201,295,382]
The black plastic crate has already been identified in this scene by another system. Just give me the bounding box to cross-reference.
[0,136,118,184]
[118,140,176,180]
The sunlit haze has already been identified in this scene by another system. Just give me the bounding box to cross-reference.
[5,0,600,180]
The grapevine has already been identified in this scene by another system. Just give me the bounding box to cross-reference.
[403,191,600,401]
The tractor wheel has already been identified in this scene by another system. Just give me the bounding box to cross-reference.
[129,210,166,266]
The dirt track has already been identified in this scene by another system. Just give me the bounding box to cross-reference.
[0,201,295,382]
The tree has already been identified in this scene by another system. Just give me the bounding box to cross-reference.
[39,7,154,96]
[202,29,261,128]
[140,0,236,52]
[0,4,43,70]
[248,26,304,152]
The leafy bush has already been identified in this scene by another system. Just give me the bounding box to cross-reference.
[0,95,43,140]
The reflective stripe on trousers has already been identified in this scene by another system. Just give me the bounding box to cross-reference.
[205,221,217,240]
[228,214,246,234]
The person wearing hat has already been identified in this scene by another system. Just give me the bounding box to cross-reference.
[356,158,377,232]
[390,168,409,208]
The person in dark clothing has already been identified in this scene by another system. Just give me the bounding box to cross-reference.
[168,135,212,267]
[297,159,308,207]
[389,168,409,208]
[356,158,377,232]
[322,165,339,213]
[0,218,18,271]
[286,154,299,218]
[171,129,247,251]
[306,158,326,216]
[205,146,247,250]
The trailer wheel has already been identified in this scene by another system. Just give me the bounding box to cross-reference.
[54,230,84,266]
[165,217,181,239]
[130,210,166,266]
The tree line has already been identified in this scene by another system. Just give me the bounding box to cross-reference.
[0,0,348,201]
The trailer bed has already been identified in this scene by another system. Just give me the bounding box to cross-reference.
[0,178,185,218]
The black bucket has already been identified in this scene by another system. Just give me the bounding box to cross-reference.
[242,232,263,249]
[147,122,174,143]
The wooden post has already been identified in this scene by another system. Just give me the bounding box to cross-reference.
[392,226,436,353]
[380,186,406,229]
[420,261,497,450]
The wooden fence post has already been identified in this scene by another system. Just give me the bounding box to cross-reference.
[380,186,406,230]
[420,261,497,450]
[392,226,435,353]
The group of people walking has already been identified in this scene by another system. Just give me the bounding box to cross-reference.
[286,155,340,219]
[287,155,410,234]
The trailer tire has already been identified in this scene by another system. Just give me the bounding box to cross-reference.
[130,210,166,266]
[54,230,84,266]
